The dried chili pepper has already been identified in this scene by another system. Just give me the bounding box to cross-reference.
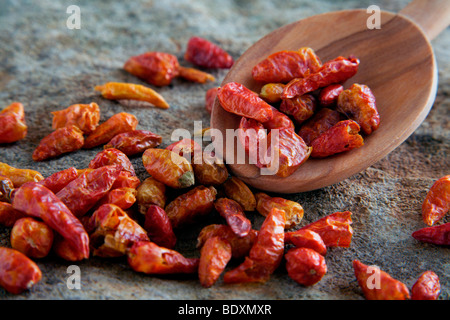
[284,229,327,256]
[136,177,167,215]
[0,102,27,144]
[0,247,42,294]
[279,93,317,125]
[84,112,138,149]
[0,175,14,203]
[421,175,450,226]
[255,192,304,229]
[259,83,285,103]
[127,241,199,274]
[111,170,141,190]
[95,82,170,109]
[318,84,344,107]
[165,186,217,228]
[0,162,44,188]
[56,165,122,217]
[205,87,219,114]
[12,182,90,259]
[177,66,215,83]
[0,202,27,227]
[411,222,450,246]
[285,247,327,286]
[95,187,137,210]
[124,51,180,86]
[89,148,136,176]
[411,271,441,300]
[184,36,234,69]
[166,138,202,159]
[262,106,295,131]
[222,176,256,212]
[287,211,353,248]
[144,205,176,249]
[223,256,271,284]
[214,198,252,238]
[51,102,100,135]
[252,48,322,84]
[297,107,343,146]
[238,117,268,167]
[142,148,195,189]
[197,224,258,259]
[104,130,162,156]
[87,204,149,257]
[217,82,273,123]
[192,151,229,186]
[337,83,380,135]
[52,234,87,262]
[310,120,364,158]
[11,217,54,259]
[198,236,232,288]
[37,167,79,194]
[282,56,360,99]
[353,260,410,300]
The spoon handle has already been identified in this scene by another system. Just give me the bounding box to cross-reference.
[399,0,450,40]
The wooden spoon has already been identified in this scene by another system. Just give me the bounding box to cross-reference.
[210,0,450,194]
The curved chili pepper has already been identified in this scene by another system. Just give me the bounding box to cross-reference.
[0,102,27,144]
[297,107,343,146]
[0,162,44,188]
[184,36,234,69]
[318,84,344,107]
[421,175,450,226]
[177,66,215,83]
[89,148,136,177]
[51,102,100,135]
[104,130,162,156]
[38,167,79,193]
[222,176,256,212]
[198,236,232,288]
[214,198,252,237]
[255,192,304,229]
[411,222,450,246]
[144,205,177,249]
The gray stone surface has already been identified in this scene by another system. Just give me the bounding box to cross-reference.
[0,0,448,300]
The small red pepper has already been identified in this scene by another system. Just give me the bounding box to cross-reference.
[411,222,450,246]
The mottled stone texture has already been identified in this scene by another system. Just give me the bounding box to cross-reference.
[0,0,448,300]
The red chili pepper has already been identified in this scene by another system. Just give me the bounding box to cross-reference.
[104,130,162,156]
[0,202,27,227]
[279,93,317,125]
[285,247,327,286]
[184,36,234,69]
[214,198,252,238]
[318,84,344,107]
[282,56,360,99]
[297,107,343,146]
[238,117,268,168]
[421,175,450,226]
[38,167,79,193]
[411,222,450,246]
[0,102,27,144]
[144,205,177,249]
[411,271,441,300]
[205,87,219,114]
[262,106,295,130]
[89,148,136,177]
[284,229,327,256]
[198,236,232,288]
[11,182,90,259]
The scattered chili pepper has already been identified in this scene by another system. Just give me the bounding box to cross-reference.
[0,175,15,203]
[411,222,450,246]
[223,256,271,284]
[165,185,217,228]
[284,229,327,256]
[205,87,219,114]
[127,241,199,275]
[192,151,229,186]
[297,107,343,145]
[214,198,252,237]
[95,187,137,210]
[123,51,180,86]
[421,175,450,226]
[0,247,42,294]
[95,82,170,109]
[37,167,79,194]
[0,102,27,144]
[166,138,202,160]
[259,83,285,103]
[12,182,90,260]
[252,48,322,84]
[184,36,234,69]
[142,148,195,189]
[255,192,304,229]
[143,205,176,249]
[198,236,232,288]
[104,130,162,156]
[111,170,141,190]
[89,148,136,176]
[353,260,410,300]
[52,234,87,262]
[217,82,273,123]
[411,271,441,300]
[51,102,100,135]
[282,56,360,99]
[279,93,317,125]
[178,66,215,83]
[84,112,138,149]
[11,217,54,259]
[0,162,44,188]
[337,83,380,135]
[222,176,256,212]
[0,202,27,227]
[285,247,327,286]
[318,84,344,107]
[310,120,364,158]
[136,177,167,215]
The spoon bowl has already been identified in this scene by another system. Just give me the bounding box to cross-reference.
[211,1,449,193]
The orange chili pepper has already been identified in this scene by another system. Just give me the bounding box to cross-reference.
[422,175,450,226]
[0,102,27,144]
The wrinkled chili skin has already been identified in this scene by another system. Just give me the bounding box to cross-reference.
[262,106,295,131]
[84,112,138,149]
[205,87,219,114]
[89,148,136,177]
[222,177,256,212]
[0,202,27,227]
[284,229,327,256]
[198,236,232,288]
[217,82,273,123]
[136,177,167,215]
[111,171,141,190]
[166,138,202,159]
[144,205,177,249]
[51,102,100,135]
[411,271,441,300]
[255,192,304,229]
[353,260,410,300]
[124,52,180,86]
[310,120,364,158]
[337,83,380,135]
[285,247,327,286]
[32,125,84,161]
[223,256,271,284]
[0,175,15,203]
[178,66,215,83]
[165,186,217,229]
[421,175,450,226]
[297,107,343,145]
[252,48,322,84]
[0,162,44,188]
[184,36,234,69]
[318,84,344,107]
[259,83,285,103]
[192,152,229,186]
[11,217,54,259]
[127,241,199,274]
[95,187,137,210]
[0,102,27,144]
[238,117,267,168]
[0,247,42,295]
[142,148,195,189]
[282,56,360,99]
[56,165,122,217]
[411,222,450,246]
[52,234,87,261]
[104,130,162,156]
[214,198,252,238]
[12,182,90,259]
[280,93,317,125]
[38,167,79,194]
